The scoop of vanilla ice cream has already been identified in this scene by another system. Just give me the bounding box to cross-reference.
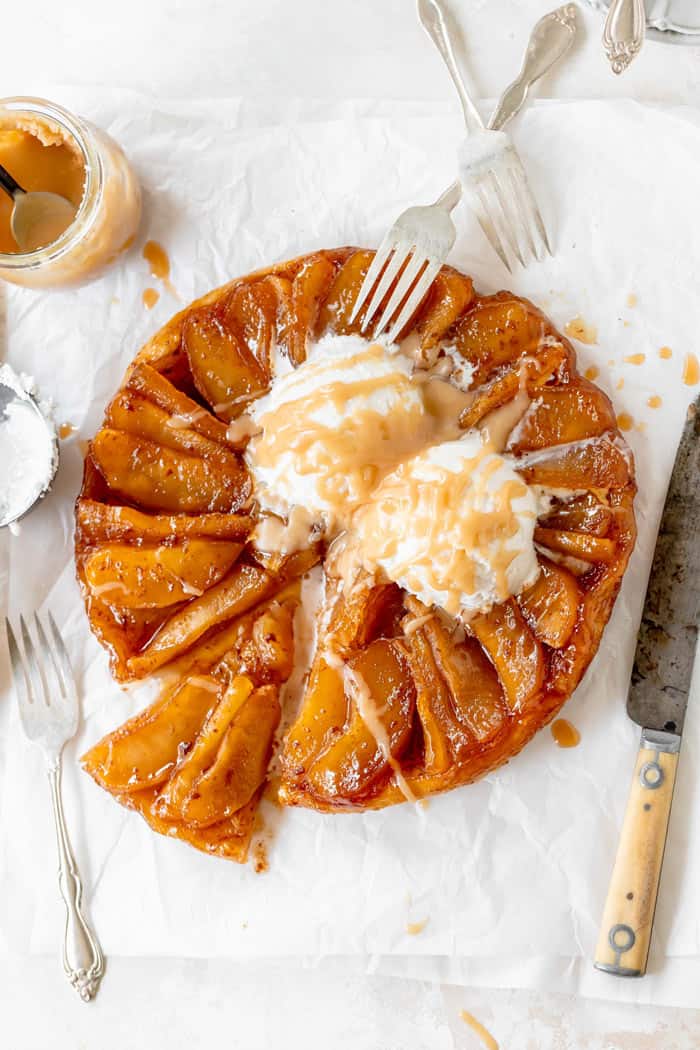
[246,334,428,531]
[350,432,540,618]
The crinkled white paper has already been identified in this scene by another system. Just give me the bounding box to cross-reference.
[1,92,700,1008]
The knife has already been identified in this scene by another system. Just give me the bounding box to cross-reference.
[594,396,700,977]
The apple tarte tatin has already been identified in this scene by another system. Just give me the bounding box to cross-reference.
[77,248,636,863]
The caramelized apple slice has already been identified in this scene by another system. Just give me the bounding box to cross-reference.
[217,598,296,684]
[279,254,336,365]
[125,363,231,446]
[417,269,474,349]
[83,539,244,608]
[518,557,581,648]
[223,277,289,377]
[406,625,471,771]
[421,616,506,742]
[178,684,280,826]
[459,342,572,430]
[509,382,617,454]
[157,675,253,818]
[306,639,416,802]
[91,429,251,513]
[538,493,612,538]
[81,674,221,793]
[534,526,616,564]
[126,561,273,677]
[470,599,545,712]
[454,294,568,386]
[326,575,403,655]
[315,249,374,335]
[79,598,169,676]
[170,589,299,685]
[76,500,252,546]
[107,391,234,460]
[183,309,268,420]
[516,435,633,491]
[280,657,349,785]
[126,785,259,862]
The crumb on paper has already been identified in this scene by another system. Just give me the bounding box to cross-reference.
[406,918,429,935]
[252,840,269,874]
[616,378,624,390]
[564,316,597,345]
[659,346,672,360]
[626,293,637,308]
[623,353,645,366]
[617,412,634,432]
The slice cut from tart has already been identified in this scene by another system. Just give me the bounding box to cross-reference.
[76,247,636,860]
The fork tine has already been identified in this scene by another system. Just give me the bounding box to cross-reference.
[47,611,77,704]
[20,614,49,707]
[348,233,394,326]
[360,243,410,333]
[507,167,539,263]
[5,618,32,711]
[374,251,427,338]
[34,613,66,708]
[511,161,552,258]
[472,186,512,273]
[386,258,441,344]
[487,172,525,269]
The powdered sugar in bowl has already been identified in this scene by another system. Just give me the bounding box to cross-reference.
[0,364,58,530]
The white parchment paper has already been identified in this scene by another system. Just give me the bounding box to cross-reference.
[1,92,699,1008]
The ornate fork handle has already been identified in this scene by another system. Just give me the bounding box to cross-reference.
[47,759,104,1001]
[603,0,645,75]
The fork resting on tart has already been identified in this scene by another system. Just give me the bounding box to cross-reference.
[76,248,636,863]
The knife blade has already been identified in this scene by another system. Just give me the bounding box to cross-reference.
[628,398,700,735]
[595,395,700,977]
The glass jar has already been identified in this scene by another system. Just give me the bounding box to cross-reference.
[0,97,142,289]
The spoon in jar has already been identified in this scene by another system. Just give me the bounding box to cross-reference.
[0,162,77,253]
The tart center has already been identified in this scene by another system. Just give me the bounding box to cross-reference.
[245,332,540,618]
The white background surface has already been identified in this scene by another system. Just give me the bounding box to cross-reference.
[2,1,700,1047]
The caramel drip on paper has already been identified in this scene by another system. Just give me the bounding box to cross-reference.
[551,718,580,748]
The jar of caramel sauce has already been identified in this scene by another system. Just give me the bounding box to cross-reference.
[0,97,141,288]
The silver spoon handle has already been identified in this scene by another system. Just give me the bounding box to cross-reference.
[48,760,105,1001]
[489,4,578,131]
[603,0,645,75]
[417,0,484,133]
[0,162,24,201]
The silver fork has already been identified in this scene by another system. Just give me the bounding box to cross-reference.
[350,1,577,340]
[5,612,104,1001]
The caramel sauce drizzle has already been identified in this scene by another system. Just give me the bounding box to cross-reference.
[143,287,160,310]
[143,240,176,296]
[250,341,535,617]
[459,1011,499,1050]
[343,663,416,804]
[683,352,699,386]
[249,343,472,531]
